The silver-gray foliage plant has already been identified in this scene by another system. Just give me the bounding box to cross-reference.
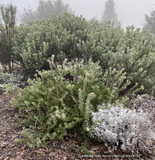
[0,69,26,91]
[87,103,155,154]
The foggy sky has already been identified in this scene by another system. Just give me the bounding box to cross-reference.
[0,0,155,29]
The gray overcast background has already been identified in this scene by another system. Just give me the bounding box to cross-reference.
[0,0,155,29]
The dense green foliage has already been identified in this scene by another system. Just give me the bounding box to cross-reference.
[144,10,155,35]
[12,13,155,94]
[12,13,90,71]
[9,9,155,153]
[107,26,155,93]
[20,0,73,24]
[10,55,138,148]
[0,3,17,73]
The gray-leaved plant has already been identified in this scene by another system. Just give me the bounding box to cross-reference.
[87,103,155,155]
[0,69,26,93]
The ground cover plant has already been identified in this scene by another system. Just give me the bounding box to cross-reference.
[0,69,26,93]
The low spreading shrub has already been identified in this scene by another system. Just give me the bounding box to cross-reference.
[87,102,155,155]
[10,55,137,148]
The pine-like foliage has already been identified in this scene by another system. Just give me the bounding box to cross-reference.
[107,26,155,93]
[87,103,155,155]
[10,55,135,148]
[12,13,155,94]
[86,24,155,94]
[13,13,89,72]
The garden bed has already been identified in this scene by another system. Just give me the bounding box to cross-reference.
[0,90,155,160]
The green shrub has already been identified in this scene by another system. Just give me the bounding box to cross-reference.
[12,13,155,94]
[12,13,90,72]
[10,55,139,148]
[81,24,155,94]
[107,26,155,93]
[12,18,70,71]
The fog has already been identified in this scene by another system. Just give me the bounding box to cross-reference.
[63,0,155,29]
[0,0,155,29]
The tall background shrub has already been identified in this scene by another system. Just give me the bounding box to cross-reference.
[12,13,155,94]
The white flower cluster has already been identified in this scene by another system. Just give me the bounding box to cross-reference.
[87,103,155,154]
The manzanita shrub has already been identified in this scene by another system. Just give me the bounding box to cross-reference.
[10,55,137,148]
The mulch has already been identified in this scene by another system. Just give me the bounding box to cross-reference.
[0,88,155,160]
